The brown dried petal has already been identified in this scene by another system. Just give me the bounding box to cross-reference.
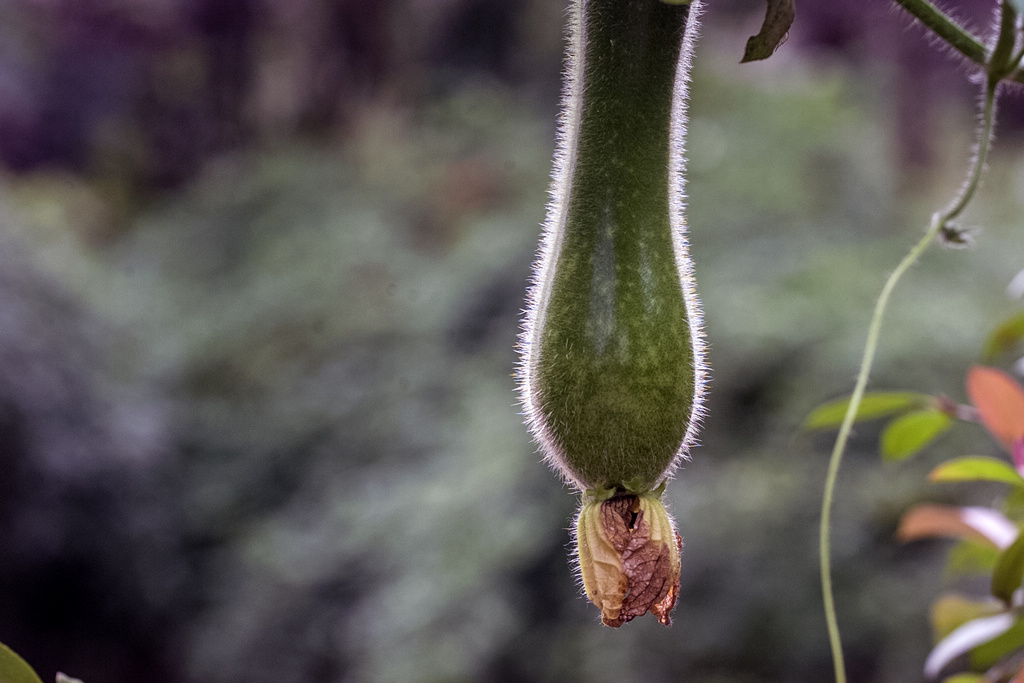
[577,494,682,627]
[577,501,629,622]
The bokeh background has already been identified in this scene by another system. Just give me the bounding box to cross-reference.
[1,0,1024,681]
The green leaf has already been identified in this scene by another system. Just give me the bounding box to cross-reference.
[993,533,1024,603]
[1004,486,1024,520]
[741,0,796,62]
[983,311,1024,360]
[931,592,1004,641]
[970,615,1024,670]
[925,613,1017,678]
[804,391,930,430]
[0,641,43,683]
[945,541,1001,578]
[929,456,1024,486]
[881,409,953,462]
[943,674,987,683]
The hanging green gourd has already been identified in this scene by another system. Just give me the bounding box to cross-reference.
[519,0,706,627]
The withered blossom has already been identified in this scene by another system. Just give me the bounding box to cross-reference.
[576,492,682,627]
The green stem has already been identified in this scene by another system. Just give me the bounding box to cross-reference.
[990,0,1020,80]
[819,72,1000,683]
[892,0,1024,84]
[946,80,998,221]
[998,1,1024,81]
[1008,42,1024,76]
[891,0,986,64]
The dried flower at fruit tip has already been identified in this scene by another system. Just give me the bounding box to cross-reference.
[576,491,682,627]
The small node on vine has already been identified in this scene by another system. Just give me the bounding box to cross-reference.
[938,221,978,248]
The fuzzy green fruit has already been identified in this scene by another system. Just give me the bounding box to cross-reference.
[520,0,705,493]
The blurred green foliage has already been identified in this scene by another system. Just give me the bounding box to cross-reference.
[1,6,1024,683]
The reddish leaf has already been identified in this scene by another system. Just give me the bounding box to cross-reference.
[897,504,1018,548]
[966,366,1024,451]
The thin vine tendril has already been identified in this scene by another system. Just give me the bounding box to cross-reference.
[819,49,1006,683]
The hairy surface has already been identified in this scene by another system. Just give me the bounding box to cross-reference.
[519,0,707,492]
